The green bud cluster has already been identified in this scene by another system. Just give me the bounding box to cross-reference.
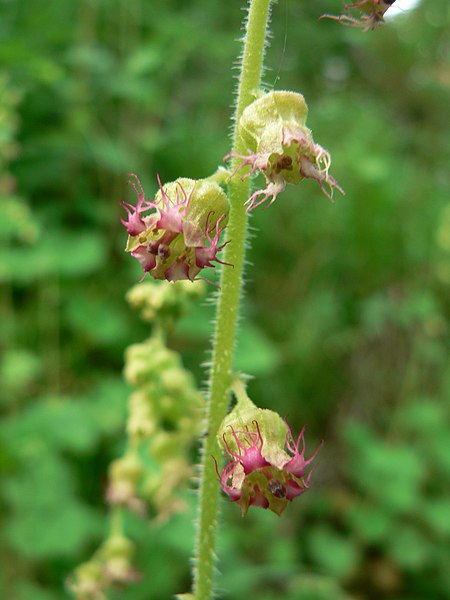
[104,336,203,520]
[68,533,139,600]
[126,279,205,328]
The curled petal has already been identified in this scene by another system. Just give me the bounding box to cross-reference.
[214,458,241,502]
[164,258,192,282]
[153,175,196,234]
[195,212,231,269]
[131,245,157,275]
[224,151,270,180]
[299,156,344,202]
[245,177,286,212]
[222,420,269,475]
[120,174,153,236]
[284,422,323,478]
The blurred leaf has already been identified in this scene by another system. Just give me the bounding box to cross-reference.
[386,525,432,569]
[65,292,129,346]
[0,196,39,242]
[291,573,355,600]
[9,582,59,600]
[0,349,42,402]
[422,499,450,537]
[345,422,425,512]
[306,525,359,579]
[5,499,102,559]
[0,230,107,282]
[0,398,98,454]
[346,503,392,543]
[235,323,280,375]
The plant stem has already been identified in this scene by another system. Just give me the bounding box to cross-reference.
[192,1,272,599]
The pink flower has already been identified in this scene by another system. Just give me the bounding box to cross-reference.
[216,419,322,516]
[121,174,230,282]
[226,126,343,212]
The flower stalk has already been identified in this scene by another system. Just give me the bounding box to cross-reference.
[191,1,273,598]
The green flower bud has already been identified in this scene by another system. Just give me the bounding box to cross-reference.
[127,390,157,440]
[124,337,177,386]
[126,279,206,325]
[68,560,106,600]
[98,535,140,585]
[106,454,145,514]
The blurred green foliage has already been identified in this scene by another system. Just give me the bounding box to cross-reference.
[0,0,449,599]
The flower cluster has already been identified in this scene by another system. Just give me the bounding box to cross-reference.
[122,174,230,282]
[226,91,343,211]
[321,0,396,31]
[216,386,322,516]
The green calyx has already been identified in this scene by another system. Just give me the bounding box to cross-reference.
[218,380,289,469]
[239,90,309,155]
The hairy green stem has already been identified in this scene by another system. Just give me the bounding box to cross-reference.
[192,1,272,599]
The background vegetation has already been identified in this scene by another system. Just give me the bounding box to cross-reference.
[0,0,449,599]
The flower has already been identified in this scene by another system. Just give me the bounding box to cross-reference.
[320,0,396,31]
[225,91,343,211]
[122,174,230,282]
[216,385,322,516]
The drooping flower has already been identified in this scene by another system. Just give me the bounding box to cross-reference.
[225,91,343,211]
[320,0,396,31]
[122,174,230,282]
[216,382,322,516]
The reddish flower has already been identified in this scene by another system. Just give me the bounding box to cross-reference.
[121,175,230,282]
[226,91,343,211]
[227,127,343,211]
[216,418,322,516]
